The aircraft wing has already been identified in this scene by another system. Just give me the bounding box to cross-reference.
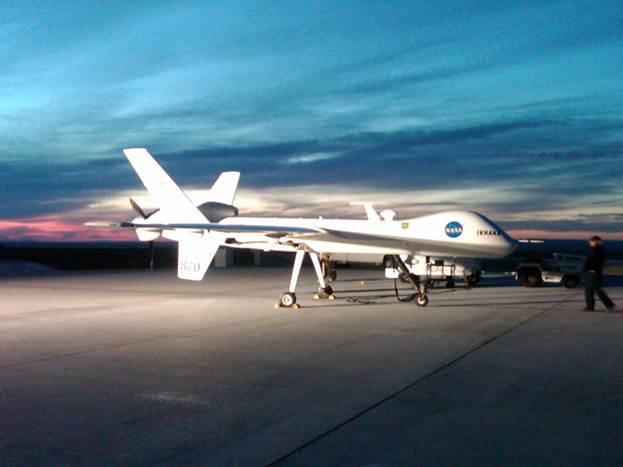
[298,228,414,252]
[85,221,322,235]
[85,221,409,248]
[87,220,481,255]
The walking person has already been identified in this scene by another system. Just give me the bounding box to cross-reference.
[583,235,616,312]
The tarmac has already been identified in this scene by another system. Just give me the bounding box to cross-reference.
[1,267,622,466]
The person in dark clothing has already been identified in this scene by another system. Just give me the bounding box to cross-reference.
[583,235,616,311]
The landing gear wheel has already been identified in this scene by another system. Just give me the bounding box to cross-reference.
[465,275,479,287]
[562,276,579,289]
[314,286,334,300]
[416,295,429,307]
[525,274,542,287]
[278,292,298,308]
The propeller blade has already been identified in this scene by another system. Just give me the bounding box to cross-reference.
[130,198,147,218]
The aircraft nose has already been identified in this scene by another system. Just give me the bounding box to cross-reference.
[503,235,518,256]
[475,214,517,257]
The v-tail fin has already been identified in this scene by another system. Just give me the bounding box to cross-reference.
[123,148,206,222]
[177,233,223,281]
[207,171,240,205]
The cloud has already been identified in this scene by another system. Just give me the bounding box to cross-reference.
[283,152,340,165]
[336,63,489,96]
[3,182,622,241]
[1,116,620,220]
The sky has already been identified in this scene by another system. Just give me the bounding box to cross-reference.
[0,0,621,241]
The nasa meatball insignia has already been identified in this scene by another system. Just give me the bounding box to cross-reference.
[445,221,463,238]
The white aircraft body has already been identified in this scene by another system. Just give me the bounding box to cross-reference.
[87,148,517,307]
[327,204,484,287]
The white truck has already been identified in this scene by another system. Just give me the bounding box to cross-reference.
[515,252,585,288]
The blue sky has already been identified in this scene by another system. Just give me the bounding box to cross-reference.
[0,0,621,240]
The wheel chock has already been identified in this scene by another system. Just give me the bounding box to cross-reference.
[274,303,301,309]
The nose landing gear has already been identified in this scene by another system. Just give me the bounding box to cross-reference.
[390,255,429,307]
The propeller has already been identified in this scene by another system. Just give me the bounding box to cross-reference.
[130,198,147,218]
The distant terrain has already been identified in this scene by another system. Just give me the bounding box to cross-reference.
[1,239,622,276]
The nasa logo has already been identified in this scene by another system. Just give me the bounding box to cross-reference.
[445,221,463,238]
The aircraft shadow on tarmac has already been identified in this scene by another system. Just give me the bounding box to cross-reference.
[338,274,623,290]
[303,281,622,309]
[333,281,539,296]
[336,284,516,295]
[304,295,622,310]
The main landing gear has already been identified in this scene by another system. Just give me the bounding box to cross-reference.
[320,257,337,282]
[275,250,336,309]
[390,255,429,307]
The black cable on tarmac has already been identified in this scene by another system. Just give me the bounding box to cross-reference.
[393,277,416,302]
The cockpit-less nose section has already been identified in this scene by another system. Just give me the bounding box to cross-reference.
[87,148,517,308]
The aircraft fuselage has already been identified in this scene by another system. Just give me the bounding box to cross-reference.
[209,210,516,258]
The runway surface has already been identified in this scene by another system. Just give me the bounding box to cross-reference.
[1,268,622,466]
